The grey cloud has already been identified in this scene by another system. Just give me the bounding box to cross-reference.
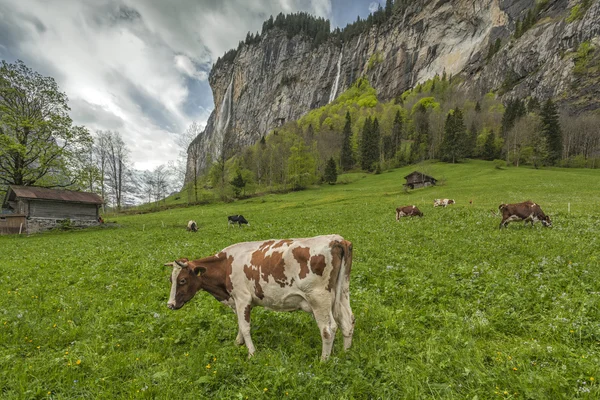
[69,98,125,131]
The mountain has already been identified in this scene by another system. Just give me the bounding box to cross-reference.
[186,0,600,181]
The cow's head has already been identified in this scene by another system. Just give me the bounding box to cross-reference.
[164,258,205,310]
[448,199,455,204]
[541,215,552,227]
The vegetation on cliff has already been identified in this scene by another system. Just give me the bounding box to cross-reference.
[184,74,599,202]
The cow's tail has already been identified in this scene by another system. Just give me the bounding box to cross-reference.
[332,240,352,314]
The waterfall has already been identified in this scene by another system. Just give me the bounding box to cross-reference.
[328,48,343,103]
[216,75,234,135]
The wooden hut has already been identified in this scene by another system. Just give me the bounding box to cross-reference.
[403,171,437,189]
[1,186,103,234]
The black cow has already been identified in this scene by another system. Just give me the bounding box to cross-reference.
[228,215,249,227]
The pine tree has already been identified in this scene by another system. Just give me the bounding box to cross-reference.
[483,130,497,160]
[440,108,467,163]
[527,96,540,112]
[391,110,403,157]
[385,0,393,17]
[230,170,247,198]
[340,111,354,171]
[360,117,380,171]
[475,101,482,113]
[324,157,338,184]
[467,122,478,158]
[540,98,562,165]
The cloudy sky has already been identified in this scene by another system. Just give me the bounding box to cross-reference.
[0,0,380,170]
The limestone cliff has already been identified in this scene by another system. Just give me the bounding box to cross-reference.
[186,0,600,181]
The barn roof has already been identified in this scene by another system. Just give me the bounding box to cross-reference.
[403,171,436,181]
[3,186,104,206]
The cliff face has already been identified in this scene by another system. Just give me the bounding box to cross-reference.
[186,0,600,181]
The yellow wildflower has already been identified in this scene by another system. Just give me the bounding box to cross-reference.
[263,388,268,392]
[76,360,81,365]
[206,364,211,369]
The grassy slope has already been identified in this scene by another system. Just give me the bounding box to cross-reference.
[1,160,599,399]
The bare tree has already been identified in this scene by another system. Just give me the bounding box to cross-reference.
[152,164,171,203]
[177,122,203,203]
[104,131,132,210]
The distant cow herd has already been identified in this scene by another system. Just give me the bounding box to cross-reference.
[168,197,552,360]
[396,198,552,229]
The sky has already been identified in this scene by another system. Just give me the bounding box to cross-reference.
[0,0,381,170]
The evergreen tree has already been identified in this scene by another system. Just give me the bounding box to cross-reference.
[483,130,498,160]
[391,110,403,156]
[475,101,482,113]
[527,96,540,112]
[324,157,338,184]
[385,0,393,17]
[230,170,246,197]
[360,117,380,171]
[467,122,478,158]
[540,98,562,165]
[440,108,467,163]
[340,111,355,171]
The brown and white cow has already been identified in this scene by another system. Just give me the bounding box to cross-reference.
[396,205,423,220]
[499,201,552,229]
[164,235,354,361]
[434,198,455,207]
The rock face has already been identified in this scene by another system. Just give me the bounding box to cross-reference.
[186,0,600,181]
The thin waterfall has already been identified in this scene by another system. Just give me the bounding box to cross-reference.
[216,75,234,135]
[328,47,343,103]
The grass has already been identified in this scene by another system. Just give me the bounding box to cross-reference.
[1,160,599,399]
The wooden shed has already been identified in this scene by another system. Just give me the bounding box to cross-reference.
[1,186,103,234]
[403,171,437,189]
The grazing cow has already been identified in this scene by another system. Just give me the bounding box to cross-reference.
[228,215,249,227]
[164,235,354,361]
[499,201,552,229]
[434,198,455,207]
[396,205,423,220]
[187,220,198,232]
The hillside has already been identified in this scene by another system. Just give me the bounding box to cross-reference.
[1,161,599,398]
[187,0,600,178]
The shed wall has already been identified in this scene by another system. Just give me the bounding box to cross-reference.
[0,215,26,235]
[29,201,98,219]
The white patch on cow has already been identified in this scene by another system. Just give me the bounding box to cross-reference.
[168,265,182,307]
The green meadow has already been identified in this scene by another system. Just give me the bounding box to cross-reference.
[1,160,599,399]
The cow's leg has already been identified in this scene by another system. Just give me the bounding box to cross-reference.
[309,295,337,361]
[234,302,255,357]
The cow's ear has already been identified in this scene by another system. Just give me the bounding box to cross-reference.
[187,261,207,276]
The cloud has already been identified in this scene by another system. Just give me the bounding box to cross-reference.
[0,0,334,171]
[368,1,381,14]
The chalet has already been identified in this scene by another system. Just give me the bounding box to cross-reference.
[1,186,103,235]
[403,171,437,189]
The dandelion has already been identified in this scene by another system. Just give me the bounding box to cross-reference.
[53,324,57,328]
[504,391,508,395]
[263,388,268,392]
[37,346,40,349]
[76,360,81,365]
[213,357,216,361]
[513,367,517,371]
[591,377,595,382]
[136,357,139,361]
[206,364,211,369]
[65,351,69,355]
[185,353,189,357]
[48,391,51,395]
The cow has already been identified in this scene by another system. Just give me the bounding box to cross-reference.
[228,215,249,227]
[498,201,552,229]
[396,205,423,220]
[434,199,455,207]
[164,235,355,361]
[187,220,198,232]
